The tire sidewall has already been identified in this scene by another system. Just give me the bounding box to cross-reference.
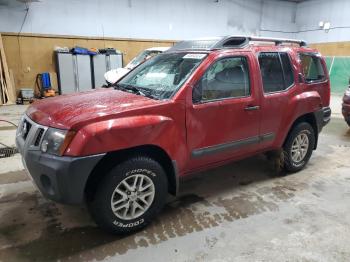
[90,157,168,234]
[284,123,315,172]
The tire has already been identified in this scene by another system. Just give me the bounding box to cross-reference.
[283,122,315,173]
[88,156,168,234]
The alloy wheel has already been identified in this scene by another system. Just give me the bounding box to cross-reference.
[291,133,309,163]
[110,174,155,220]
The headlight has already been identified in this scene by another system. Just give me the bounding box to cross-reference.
[41,128,75,156]
[16,115,25,137]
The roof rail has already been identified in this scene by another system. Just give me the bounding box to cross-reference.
[247,36,307,47]
[168,36,307,51]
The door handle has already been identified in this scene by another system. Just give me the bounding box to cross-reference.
[244,105,260,111]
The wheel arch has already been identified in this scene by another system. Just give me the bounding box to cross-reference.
[284,112,319,150]
[84,145,178,202]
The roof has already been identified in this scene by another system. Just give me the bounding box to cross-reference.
[167,36,308,52]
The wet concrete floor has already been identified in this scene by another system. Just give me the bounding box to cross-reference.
[0,103,350,261]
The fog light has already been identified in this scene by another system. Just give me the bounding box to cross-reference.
[41,140,48,152]
[40,174,54,195]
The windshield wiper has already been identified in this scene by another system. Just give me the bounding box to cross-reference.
[114,84,157,100]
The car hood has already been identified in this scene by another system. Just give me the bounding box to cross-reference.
[26,88,162,129]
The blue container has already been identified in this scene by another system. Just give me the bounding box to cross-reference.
[41,72,51,89]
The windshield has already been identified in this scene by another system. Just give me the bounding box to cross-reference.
[127,50,163,69]
[118,52,207,99]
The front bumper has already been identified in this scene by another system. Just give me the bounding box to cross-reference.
[22,151,104,204]
[16,115,105,204]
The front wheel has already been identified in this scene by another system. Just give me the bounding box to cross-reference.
[88,156,168,234]
[283,122,315,173]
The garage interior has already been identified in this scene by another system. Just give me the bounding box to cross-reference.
[0,0,350,261]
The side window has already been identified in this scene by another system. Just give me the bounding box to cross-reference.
[193,57,250,102]
[299,53,325,83]
[258,52,295,93]
[258,52,285,93]
[280,53,294,88]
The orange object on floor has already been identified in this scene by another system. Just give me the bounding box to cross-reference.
[44,89,56,97]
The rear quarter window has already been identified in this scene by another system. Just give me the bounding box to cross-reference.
[299,53,326,83]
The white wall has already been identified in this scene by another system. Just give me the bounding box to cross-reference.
[1,0,350,43]
[296,0,350,43]
[0,0,297,40]
[260,0,297,39]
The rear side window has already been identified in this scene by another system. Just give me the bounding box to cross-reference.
[258,52,295,93]
[299,53,325,83]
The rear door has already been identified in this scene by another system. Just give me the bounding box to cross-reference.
[185,52,261,171]
[258,52,296,149]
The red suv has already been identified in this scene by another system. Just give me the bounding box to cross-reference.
[16,36,331,234]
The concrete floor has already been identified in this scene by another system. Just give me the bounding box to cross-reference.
[0,95,349,262]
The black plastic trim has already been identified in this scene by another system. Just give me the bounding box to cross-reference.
[314,106,331,133]
[23,151,105,205]
[172,160,179,196]
[192,133,275,158]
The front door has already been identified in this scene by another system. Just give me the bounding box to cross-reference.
[186,54,261,171]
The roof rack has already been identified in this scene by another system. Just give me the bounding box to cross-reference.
[168,36,307,51]
[247,36,307,47]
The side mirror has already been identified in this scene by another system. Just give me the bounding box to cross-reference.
[298,73,304,84]
[192,83,202,104]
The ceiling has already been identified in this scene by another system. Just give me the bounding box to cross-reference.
[278,0,306,2]
[0,0,309,8]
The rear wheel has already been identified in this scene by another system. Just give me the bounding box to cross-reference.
[283,122,315,173]
[88,156,168,234]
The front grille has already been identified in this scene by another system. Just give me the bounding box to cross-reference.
[17,116,48,151]
[34,128,45,146]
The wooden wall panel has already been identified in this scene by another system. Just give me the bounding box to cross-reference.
[1,33,175,94]
[310,42,350,56]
